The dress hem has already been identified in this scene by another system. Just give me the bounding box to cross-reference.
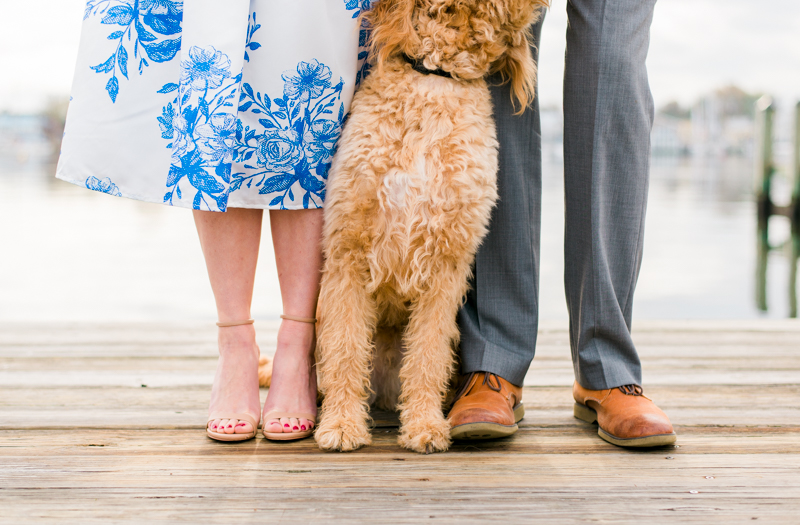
[54,171,322,212]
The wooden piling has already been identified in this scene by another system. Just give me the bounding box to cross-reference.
[790,102,800,317]
[754,96,774,312]
[755,96,775,226]
[793,101,800,218]
[753,97,799,317]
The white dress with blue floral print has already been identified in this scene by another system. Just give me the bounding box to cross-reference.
[57,0,371,211]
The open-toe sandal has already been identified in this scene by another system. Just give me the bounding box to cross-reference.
[207,412,260,442]
[260,314,317,442]
[262,411,316,441]
[206,318,260,443]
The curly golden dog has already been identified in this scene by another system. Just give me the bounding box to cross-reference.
[314,0,546,454]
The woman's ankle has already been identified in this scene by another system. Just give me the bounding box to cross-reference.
[217,324,259,357]
[276,320,316,353]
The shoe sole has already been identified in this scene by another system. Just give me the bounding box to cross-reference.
[207,429,256,442]
[263,430,313,441]
[450,403,525,441]
[573,402,677,448]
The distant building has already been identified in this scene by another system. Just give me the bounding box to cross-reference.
[0,113,52,164]
[654,86,758,159]
[540,87,759,162]
[652,113,692,157]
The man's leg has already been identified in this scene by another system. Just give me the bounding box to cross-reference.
[564,0,675,447]
[563,0,655,389]
[456,17,544,387]
[448,17,544,441]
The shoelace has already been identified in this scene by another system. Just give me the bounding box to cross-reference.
[450,371,503,407]
[618,384,644,396]
[482,372,502,392]
[451,372,477,403]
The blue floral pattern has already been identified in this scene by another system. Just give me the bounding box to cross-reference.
[158,44,243,211]
[231,60,345,209]
[243,12,261,63]
[60,1,363,212]
[85,176,122,196]
[345,0,373,87]
[344,0,371,18]
[355,17,372,87]
[85,0,183,103]
[155,8,348,211]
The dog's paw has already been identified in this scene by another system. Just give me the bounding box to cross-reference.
[398,417,451,454]
[315,416,372,452]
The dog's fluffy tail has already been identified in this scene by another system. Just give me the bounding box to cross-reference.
[258,354,272,388]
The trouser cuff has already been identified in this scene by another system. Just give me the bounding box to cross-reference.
[574,364,642,391]
[460,339,533,387]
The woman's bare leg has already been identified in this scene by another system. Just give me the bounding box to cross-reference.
[261,208,323,434]
[194,208,263,435]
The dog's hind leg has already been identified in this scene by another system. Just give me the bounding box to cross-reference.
[371,325,403,411]
[397,262,469,454]
[315,257,378,452]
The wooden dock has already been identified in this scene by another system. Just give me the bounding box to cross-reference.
[1,320,799,523]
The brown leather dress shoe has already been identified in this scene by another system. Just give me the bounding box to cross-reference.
[573,382,677,447]
[447,372,524,440]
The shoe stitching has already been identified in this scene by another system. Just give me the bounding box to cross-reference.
[597,390,611,405]
[509,392,519,407]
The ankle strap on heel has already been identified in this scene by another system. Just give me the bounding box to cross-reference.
[216,319,255,327]
[280,314,317,324]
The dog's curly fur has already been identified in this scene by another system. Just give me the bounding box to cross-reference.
[314,0,546,454]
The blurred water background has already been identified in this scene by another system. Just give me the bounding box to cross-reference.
[0,0,798,322]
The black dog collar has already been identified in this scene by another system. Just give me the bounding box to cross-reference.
[401,54,454,79]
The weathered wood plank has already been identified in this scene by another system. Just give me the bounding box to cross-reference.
[2,428,800,455]
[1,439,799,523]
[2,430,799,483]
[2,320,798,349]
[3,457,799,491]
[2,491,799,525]
[2,356,798,387]
[2,385,799,429]
[2,321,797,390]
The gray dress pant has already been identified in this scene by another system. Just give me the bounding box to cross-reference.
[457,0,657,390]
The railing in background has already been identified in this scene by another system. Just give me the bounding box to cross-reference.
[755,98,800,317]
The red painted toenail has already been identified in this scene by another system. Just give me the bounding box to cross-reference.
[301,425,306,430]
[227,425,232,428]
[293,426,299,430]
[236,423,245,427]
[284,424,290,428]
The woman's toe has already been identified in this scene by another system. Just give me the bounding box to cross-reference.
[265,418,282,433]
[288,417,300,432]
[217,419,230,434]
[208,418,222,432]
[280,417,291,433]
[298,418,309,432]
[234,420,253,434]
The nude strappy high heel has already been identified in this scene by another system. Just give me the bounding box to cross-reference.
[262,314,317,441]
[207,318,261,442]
